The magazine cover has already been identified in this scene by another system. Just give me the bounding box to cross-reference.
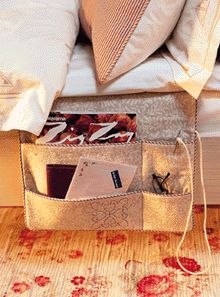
[36,112,137,145]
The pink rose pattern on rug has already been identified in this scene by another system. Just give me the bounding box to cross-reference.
[71,276,86,286]
[70,275,112,297]
[118,258,212,297]
[0,206,220,297]
[208,236,220,253]
[162,257,201,276]
[11,282,31,294]
[106,233,127,245]
[34,276,51,287]
[69,250,84,259]
[136,275,177,297]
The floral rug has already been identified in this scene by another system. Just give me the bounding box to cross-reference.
[0,206,219,297]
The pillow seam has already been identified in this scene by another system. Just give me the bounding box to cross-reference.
[100,0,150,84]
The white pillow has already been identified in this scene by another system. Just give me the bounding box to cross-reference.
[0,0,80,134]
[164,0,220,98]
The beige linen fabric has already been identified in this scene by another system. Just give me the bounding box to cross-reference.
[52,92,196,142]
[143,192,192,232]
[22,139,194,232]
[22,140,194,232]
[25,190,143,231]
[25,190,192,232]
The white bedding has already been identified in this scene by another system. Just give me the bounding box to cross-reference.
[0,28,219,136]
[0,0,80,135]
[62,44,220,97]
[62,44,220,138]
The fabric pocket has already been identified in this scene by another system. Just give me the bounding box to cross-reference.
[25,190,143,231]
[142,141,194,194]
[143,192,192,232]
[21,140,194,232]
[21,142,142,195]
[25,189,192,232]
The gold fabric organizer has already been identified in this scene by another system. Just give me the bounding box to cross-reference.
[20,92,196,232]
[21,141,194,232]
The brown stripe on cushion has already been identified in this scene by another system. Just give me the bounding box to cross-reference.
[80,0,150,83]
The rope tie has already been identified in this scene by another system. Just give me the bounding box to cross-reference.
[175,131,212,275]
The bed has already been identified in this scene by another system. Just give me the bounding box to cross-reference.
[0,42,219,206]
[0,0,220,208]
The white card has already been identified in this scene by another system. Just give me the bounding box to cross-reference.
[65,157,137,200]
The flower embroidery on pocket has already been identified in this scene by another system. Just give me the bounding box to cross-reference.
[88,198,129,229]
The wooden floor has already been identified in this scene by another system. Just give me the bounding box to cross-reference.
[0,207,219,297]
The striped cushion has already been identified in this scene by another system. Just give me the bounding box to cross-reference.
[80,0,186,84]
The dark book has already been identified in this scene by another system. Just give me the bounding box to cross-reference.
[46,164,76,199]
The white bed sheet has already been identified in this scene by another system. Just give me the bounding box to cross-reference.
[62,44,179,96]
[62,44,220,96]
[62,44,220,138]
